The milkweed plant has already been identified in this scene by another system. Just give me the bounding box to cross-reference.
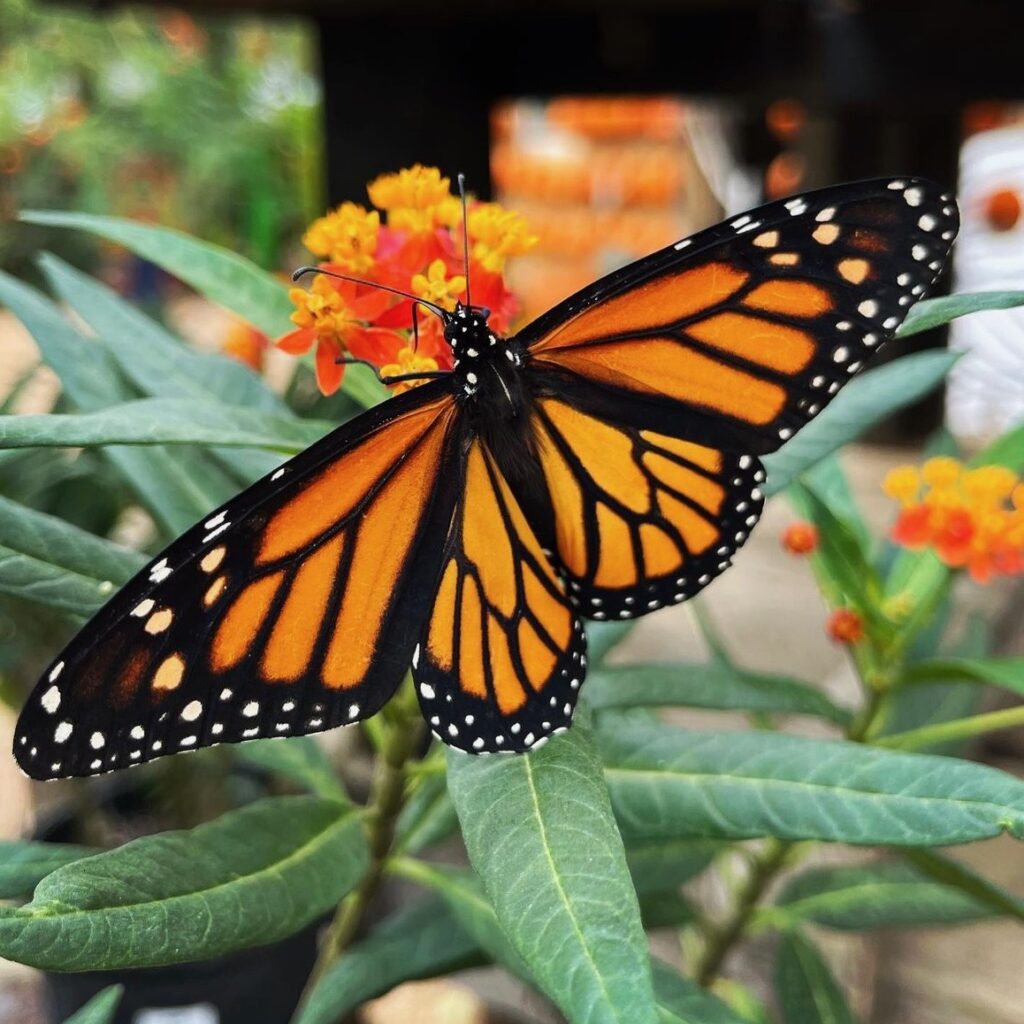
[1,167,1023,1024]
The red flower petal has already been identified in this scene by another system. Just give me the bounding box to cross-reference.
[276,326,316,355]
[315,338,345,395]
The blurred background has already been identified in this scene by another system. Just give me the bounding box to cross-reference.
[1,0,1023,1022]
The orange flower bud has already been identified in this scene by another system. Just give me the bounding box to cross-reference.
[827,608,864,645]
[781,522,818,554]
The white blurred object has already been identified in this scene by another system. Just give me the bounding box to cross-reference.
[947,126,1024,447]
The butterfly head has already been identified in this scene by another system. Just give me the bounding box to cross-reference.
[444,302,498,364]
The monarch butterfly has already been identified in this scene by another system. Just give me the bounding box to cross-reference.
[15,177,958,778]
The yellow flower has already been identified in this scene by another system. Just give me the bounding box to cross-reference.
[962,465,1017,506]
[881,466,920,507]
[467,202,538,273]
[287,275,352,341]
[380,347,440,394]
[412,259,466,312]
[921,456,961,489]
[302,202,379,273]
[368,165,459,234]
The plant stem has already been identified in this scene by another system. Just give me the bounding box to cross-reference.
[297,684,423,1010]
[693,838,791,986]
[873,703,1024,751]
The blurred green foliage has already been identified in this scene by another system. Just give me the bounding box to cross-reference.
[0,0,323,278]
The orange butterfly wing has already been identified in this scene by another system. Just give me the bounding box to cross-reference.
[522,178,959,454]
[16,383,460,779]
[412,441,586,753]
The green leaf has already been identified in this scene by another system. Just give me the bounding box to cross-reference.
[0,796,367,971]
[898,290,1024,337]
[901,656,1024,697]
[625,838,724,894]
[0,269,232,532]
[446,713,659,1024]
[63,985,124,1024]
[232,737,347,802]
[37,253,287,484]
[294,897,483,1024]
[0,496,144,616]
[0,839,98,899]
[586,662,850,725]
[399,860,735,1024]
[651,960,749,1024]
[975,421,1024,471]
[798,484,882,616]
[395,773,459,855]
[765,861,994,930]
[39,254,285,414]
[599,720,1024,846]
[22,211,294,338]
[775,931,856,1024]
[0,399,328,454]
[762,351,958,497]
[904,848,1024,924]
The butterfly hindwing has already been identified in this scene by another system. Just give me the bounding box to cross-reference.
[522,177,959,455]
[16,383,461,779]
[412,439,586,754]
[532,396,765,620]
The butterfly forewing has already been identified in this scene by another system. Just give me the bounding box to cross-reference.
[522,177,959,455]
[412,440,586,753]
[16,383,461,779]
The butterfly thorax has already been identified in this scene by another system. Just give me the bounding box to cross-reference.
[444,303,540,490]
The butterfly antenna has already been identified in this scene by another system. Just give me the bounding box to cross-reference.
[457,172,472,308]
[291,265,450,321]
[411,302,420,353]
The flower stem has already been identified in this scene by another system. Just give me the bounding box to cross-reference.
[297,681,423,1010]
[873,703,1024,751]
[693,838,792,986]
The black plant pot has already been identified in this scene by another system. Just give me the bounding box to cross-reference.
[35,779,322,1024]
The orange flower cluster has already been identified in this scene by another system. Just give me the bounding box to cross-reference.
[279,165,536,395]
[884,457,1024,582]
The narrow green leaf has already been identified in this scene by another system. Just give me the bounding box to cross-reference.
[765,861,994,930]
[447,714,659,1024]
[294,897,483,1024]
[0,797,367,971]
[0,399,328,453]
[975,421,1024,471]
[762,351,958,496]
[22,211,294,338]
[0,840,98,899]
[904,848,1024,924]
[587,662,850,725]
[395,773,459,855]
[775,931,857,1024]
[901,656,1024,697]
[0,496,144,615]
[625,838,725,894]
[651,961,749,1024]
[39,254,285,414]
[63,985,124,1024]
[38,253,287,483]
[898,290,1024,337]
[599,720,1024,846]
[232,737,347,802]
[0,269,232,532]
[798,484,882,616]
